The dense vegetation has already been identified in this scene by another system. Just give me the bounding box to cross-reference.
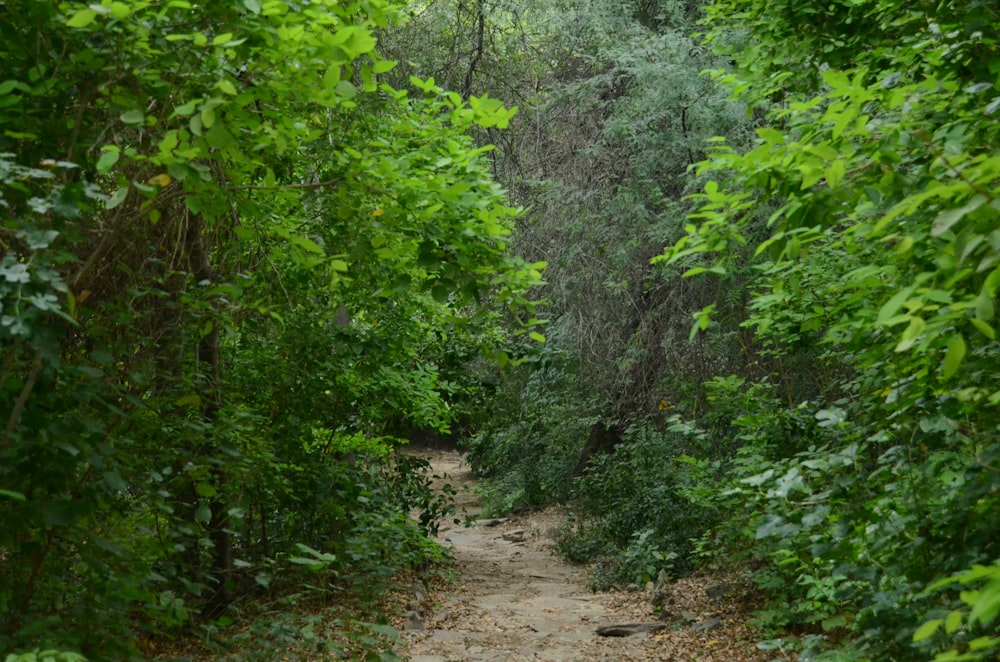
[0,0,539,658]
[2,0,999,660]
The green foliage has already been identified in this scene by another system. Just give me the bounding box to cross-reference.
[468,353,597,513]
[0,0,537,656]
[562,417,715,586]
[644,0,1000,657]
[915,561,1000,661]
[212,613,401,662]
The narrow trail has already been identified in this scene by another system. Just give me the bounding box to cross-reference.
[399,449,770,662]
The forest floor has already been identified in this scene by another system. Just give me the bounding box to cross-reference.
[396,448,775,662]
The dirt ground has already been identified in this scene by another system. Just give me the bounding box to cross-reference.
[397,449,775,662]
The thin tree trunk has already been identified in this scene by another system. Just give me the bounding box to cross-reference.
[186,212,233,618]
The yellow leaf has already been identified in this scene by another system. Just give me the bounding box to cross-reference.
[371,208,384,217]
[148,173,172,187]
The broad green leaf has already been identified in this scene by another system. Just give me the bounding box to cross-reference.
[217,79,237,95]
[877,287,915,325]
[96,150,120,174]
[969,579,1000,626]
[194,504,212,524]
[986,267,1000,296]
[970,317,996,339]
[895,316,926,352]
[106,186,129,209]
[944,610,964,634]
[287,234,324,255]
[205,122,232,149]
[942,334,966,380]
[976,289,995,322]
[102,471,127,492]
[912,618,942,642]
[825,159,846,188]
[66,8,98,28]
[200,106,215,129]
[529,332,546,343]
[0,489,26,501]
[932,196,987,237]
[821,69,850,90]
[120,109,145,124]
[756,128,785,144]
[109,2,131,19]
[196,482,217,497]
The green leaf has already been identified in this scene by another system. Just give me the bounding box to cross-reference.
[877,287,915,325]
[194,504,212,524]
[109,2,131,19]
[102,470,127,492]
[174,100,197,117]
[0,489,26,501]
[200,106,215,129]
[529,332,546,342]
[976,290,995,322]
[913,618,942,642]
[821,69,850,90]
[945,609,964,634]
[282,232,324,255]
[970,317,996,340]
[895,316,926,352]
[205,122,232,149]
[66,8,98,28]
[932,196,987,237]
[106,186,129,209]
[96,150,120,174]
[756,128,785,144]
[196,482,217,497]
[969,579,1000,626]
[942,334,966,380]
[120,109,145,124]
[217,79,237,95]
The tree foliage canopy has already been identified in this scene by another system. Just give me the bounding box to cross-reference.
[1,0,540,657]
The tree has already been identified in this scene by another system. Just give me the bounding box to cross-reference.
[658,0,1000,656]
[0,0,538,656]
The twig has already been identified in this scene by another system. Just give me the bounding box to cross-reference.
[1,348,44,452]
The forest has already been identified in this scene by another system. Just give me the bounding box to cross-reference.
[1,0,998,660]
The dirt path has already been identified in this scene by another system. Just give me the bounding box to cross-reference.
[398,449,771,662]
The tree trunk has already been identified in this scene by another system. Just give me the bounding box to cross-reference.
[573,421,623,476]
[186,212,233,618]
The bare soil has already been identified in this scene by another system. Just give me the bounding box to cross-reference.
[398,449,774,662]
